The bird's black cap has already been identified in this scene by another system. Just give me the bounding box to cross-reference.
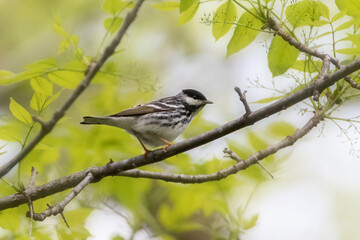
[182,89,208,101]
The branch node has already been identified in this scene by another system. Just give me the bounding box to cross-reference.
[234,87,252,116]
[29,167,38,188]
[32,116,51,131]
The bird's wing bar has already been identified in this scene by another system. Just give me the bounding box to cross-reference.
[109,105,175,117]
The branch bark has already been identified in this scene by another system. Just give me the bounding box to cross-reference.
[26,172,94,221]
[117,111,322,183]
[0,0,146,178]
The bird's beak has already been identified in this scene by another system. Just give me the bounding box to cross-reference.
[202,100,213,104]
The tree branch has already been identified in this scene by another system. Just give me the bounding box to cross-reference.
[117,111,322,183]
[0,0,146,178]
[268,17,360,91]
[1,58,359,211]
[26,172,94,221]
[234,87,252,115]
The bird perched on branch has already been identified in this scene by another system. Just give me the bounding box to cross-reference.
[80,89,213,154]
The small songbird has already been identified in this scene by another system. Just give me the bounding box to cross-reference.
[80,89,213,154]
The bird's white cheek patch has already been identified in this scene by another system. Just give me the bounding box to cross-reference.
[185,96,202,106]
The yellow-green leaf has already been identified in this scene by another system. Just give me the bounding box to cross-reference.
[30,92,46,112]
[0,70,16,85]
[212,0,237,41]
[104,17,124,34]
[179,0,197,13]
[335,18,359,31]
[252,95,282,103]
[0,126,22,142]
[48,71,83,89]
[335,0,360,18]
[52,15,69,38]
[30,77,53,97]
[247,130,267,151]
[268,35,300,77]
[336,47,360,55]
[226,10,263,57]
[177,2,199,25]
[285,0,325,28]
[243,214,258,230]
[24,58,57,72]
[292,60,323,73]
[9,98,33,125]
[268,121,296,138]
[102,0,130,15]
[151,1,179,11]
[331,10,346,22]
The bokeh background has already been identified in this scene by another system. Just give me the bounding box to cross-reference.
[0,0,360,239]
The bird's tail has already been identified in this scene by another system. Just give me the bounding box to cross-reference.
[80,116,109,125]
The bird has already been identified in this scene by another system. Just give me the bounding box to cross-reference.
[80,89,213,155]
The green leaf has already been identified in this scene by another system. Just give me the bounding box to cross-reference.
[243,214,259,230]
[318,2,330,20]
[24,58,57,72]
[311,20,329,26]
[0,210,21,232]
[0,125,22,142]
[52,15,69,39]
[30,77,53,97]
[331,10,346,22]
[177,2,199,25]
[268,35,300,77]
[104,17,124,34]
[212,0,237,41]
[179,0,197,13]
[9,98,33,125]
[247,130,267,151]
[335,18,359,31]
[336,47,360,55]
[285,0,325,28]
[252,95,282,103]
[268,121,296,138]
[335,0,360,18]
[102,0,130,15]
[292,60,323,73]
[30,92,46,112]
[48,70,83,89]
[226,10,263,57]
[150,1,179,11]
[343,34,360,47]
[30,89,61,112]
[0,70,16,85]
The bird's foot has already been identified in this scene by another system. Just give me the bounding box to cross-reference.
[162,141,172,152]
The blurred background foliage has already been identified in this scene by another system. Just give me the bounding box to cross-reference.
[0,0,290,239]
[0,0,359,239]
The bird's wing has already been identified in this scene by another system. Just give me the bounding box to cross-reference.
[109,104,174,117]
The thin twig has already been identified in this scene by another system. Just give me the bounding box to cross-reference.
[223,148,274,179]
[29,167,38,188]
[313,55,331,101]
[234,87,252,115]
[26,172,94,222]
[268,17,360,91]
[0,0,146,178]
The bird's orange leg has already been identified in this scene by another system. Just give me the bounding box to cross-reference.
[157,136,172,152]
[137,138,151,159]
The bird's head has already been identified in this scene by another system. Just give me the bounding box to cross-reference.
[179,89,213,111]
